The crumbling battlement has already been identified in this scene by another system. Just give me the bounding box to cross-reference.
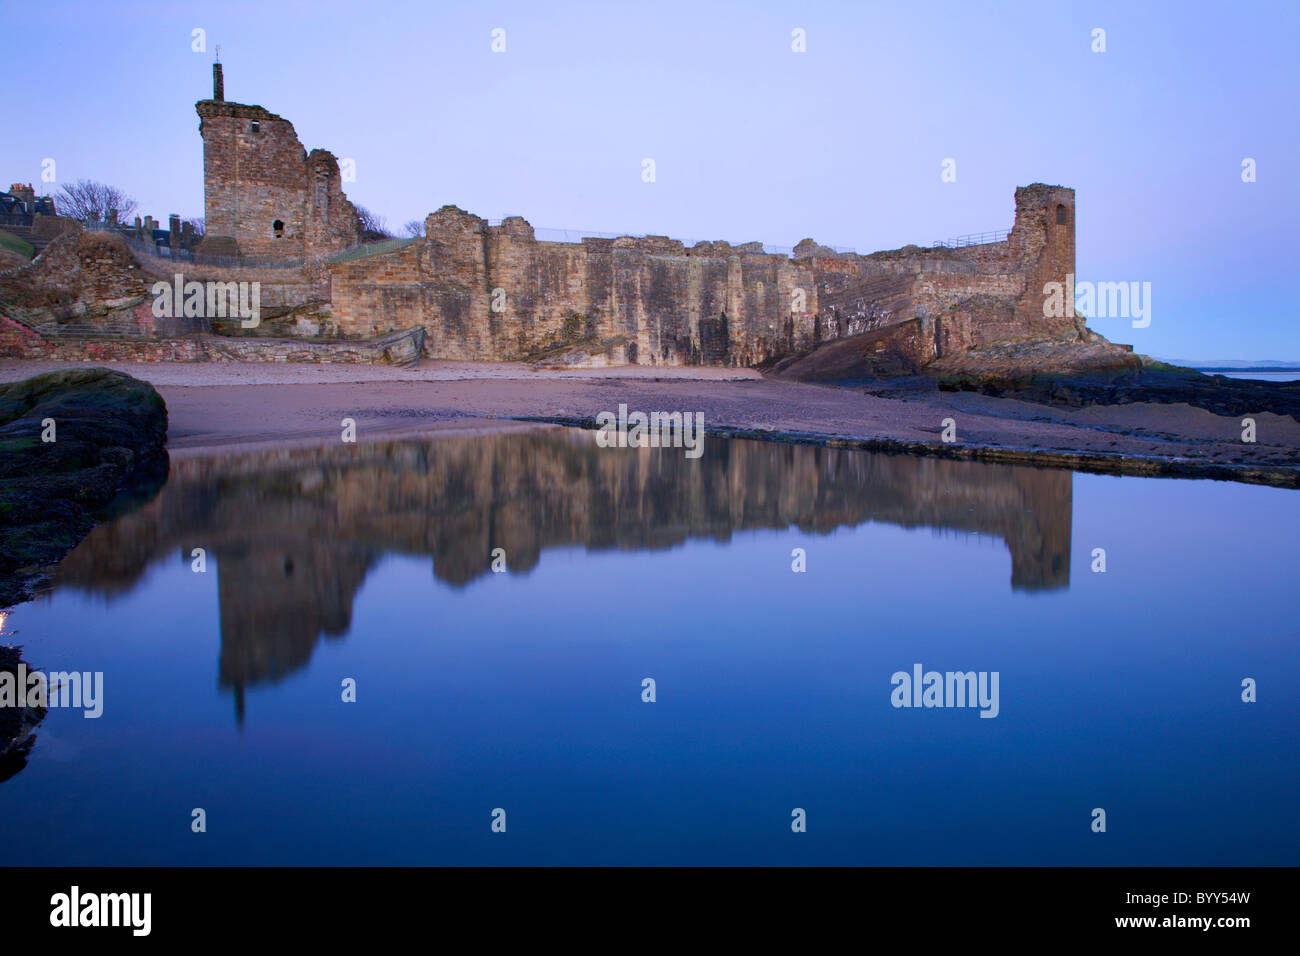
[2,69,1080,370]
[196,64,359,261]
[327,185,1073,368]
[0,227,158,338]
[806,184,1077,358]
[330,206,821,367]
[188,69,1075,369]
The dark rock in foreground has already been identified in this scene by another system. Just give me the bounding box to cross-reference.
[770,328,1300,423]
[0,367,169,607]
[928,344,1300,421]
[0,644,46,783]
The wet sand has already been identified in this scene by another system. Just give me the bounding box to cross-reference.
[2,359,1297,485]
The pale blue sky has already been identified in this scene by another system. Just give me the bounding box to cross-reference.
[2,0,1295,360]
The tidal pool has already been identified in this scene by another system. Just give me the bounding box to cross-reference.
[0,427,1295,865]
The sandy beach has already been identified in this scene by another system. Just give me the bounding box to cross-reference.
[2,359,1296,484]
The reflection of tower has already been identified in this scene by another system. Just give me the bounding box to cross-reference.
[57,430,1079,733]
[1005,471,1072,591]
[214,540,376,724]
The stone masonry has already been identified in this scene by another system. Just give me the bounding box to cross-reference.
[196,64,359,260]
[329,208,821,367]
[326,185,1075,368]
[0,70,1079,369]
[806,184,1077,362]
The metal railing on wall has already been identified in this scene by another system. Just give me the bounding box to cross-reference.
[82,221,307,269]
[71,217,872,267]
[932,230,1010,249]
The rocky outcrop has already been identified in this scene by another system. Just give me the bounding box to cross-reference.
[0,368,169,607]
[927,336,1142,381]
[766,317,936,381]
[773,311,1300,422]
[0,226,157,337]
[0,644,46,783]
[932,350,1300,420]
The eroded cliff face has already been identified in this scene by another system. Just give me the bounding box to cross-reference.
[53,429,1073,704]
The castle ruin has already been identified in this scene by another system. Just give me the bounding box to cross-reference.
[1,67,1085,370]
[195,63,360,261]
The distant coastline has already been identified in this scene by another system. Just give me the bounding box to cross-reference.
[1154,359,1300,382]
[1163,358,1300,372]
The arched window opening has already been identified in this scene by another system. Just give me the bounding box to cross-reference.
[1055,204,1068,225]
[273,219,284,238]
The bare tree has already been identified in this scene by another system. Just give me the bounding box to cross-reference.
[54,179,138,224]
[185,217,206,236]
[402,220,425,238]
[355,204,394,242]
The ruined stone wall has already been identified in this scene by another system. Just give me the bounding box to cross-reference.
[186,77,1073,370]
[0,229,154,337]
[807,184,1076,358]
[815,262,1022,344]
[330,206,820,367]
[0,326,418,364]
[15,94,1077,376]
[949,240,1014,267]
[328,185,1070,369]
[0,226,334,349]
[195,99,359,260]
[1006,183,1076,340]
[0,324,210,361]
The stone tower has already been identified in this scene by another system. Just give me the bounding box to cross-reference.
[195,66,360,260]
[1009,183,1077,339]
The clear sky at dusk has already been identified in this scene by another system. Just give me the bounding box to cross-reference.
[1,0,1295,360]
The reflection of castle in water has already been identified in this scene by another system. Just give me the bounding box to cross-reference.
[55,428,1071,720]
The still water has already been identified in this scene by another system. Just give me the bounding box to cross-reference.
[1215,371,1300,382]
[1,428,1296,865]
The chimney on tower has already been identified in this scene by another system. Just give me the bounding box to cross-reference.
[213,62,224,102]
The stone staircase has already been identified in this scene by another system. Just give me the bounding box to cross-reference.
[30,313,148,339]
[0,223,55,259]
